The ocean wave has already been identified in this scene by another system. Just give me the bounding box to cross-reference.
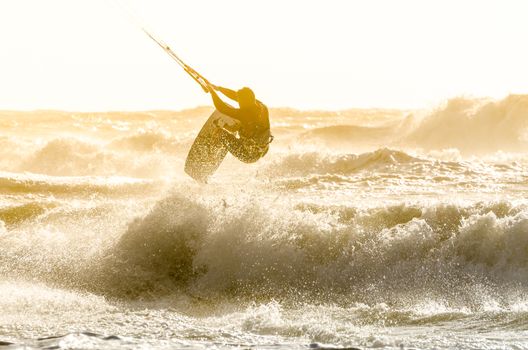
[0,202,56,228]
[76,194,528,306]
[16,138,181,178]
[0,332,122,349]
[1,189,528,306]
[262,148,424,177]
[0,172,157,196]
[298,125,395,147]
[108,130,191,154]
[19,138,103,176]
[405,94,528,153]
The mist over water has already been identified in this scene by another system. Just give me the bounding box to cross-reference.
[1,96,528,349]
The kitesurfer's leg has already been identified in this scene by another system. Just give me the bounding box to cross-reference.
[219,130,264,164]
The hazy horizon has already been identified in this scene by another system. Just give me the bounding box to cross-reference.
[0,94,514,114]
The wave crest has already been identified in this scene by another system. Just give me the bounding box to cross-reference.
[264,148,422,177]
[17,138,179,178]
[405,95,528,153]
[80,194,528,305]
[108,130,190,154]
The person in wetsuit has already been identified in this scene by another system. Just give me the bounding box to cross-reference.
[207,84,272,163]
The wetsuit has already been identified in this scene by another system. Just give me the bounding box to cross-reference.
[210,87,272,163]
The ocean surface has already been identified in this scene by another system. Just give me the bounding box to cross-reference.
[1,96,528,349]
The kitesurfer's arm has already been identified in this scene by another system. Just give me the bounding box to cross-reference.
[208,86,240,118]
[216,86,239,102]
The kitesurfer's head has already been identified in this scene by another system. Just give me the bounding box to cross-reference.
[237,87,256,108]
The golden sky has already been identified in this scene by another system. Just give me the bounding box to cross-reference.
[0,0,526,111]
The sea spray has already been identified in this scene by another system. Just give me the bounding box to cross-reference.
[1,98,528,349]
[3,188,526,308]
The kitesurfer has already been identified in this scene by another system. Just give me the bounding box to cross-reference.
[206,84,272,163]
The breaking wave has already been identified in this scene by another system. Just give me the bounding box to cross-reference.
[2,137,185,178]
[3,192,526,308]
[283,95,528,155]
[0,172,156,196]
[263,148,424,177]
[91,195,528,305]
[405,95,528,153]
[2,100,528,348]
[298,125,396,148]
[108,130,191,154]
[0,99,528,308]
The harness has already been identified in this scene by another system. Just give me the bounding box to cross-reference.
[243,105,273,156]
[220,103,273,156]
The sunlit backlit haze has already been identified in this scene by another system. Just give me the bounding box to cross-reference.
[0,0,527,111]
[4,2,528,350]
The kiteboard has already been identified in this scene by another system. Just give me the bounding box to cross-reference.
[185,110,239,183]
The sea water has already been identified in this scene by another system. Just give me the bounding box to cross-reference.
[0,96,528,349]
